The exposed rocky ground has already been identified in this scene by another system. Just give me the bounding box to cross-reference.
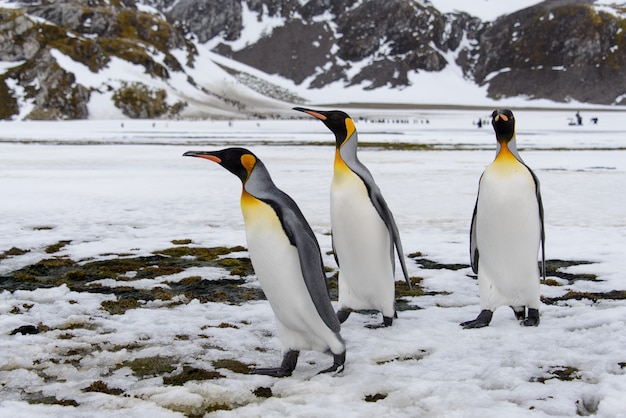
[1,0,625,119]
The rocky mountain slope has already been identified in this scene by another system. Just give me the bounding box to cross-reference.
[0,0,624,120]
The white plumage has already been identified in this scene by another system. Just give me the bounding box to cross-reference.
[463,109,544,328]
[331,161,396,318]
[475,152,542,311]
[242,196,345,354]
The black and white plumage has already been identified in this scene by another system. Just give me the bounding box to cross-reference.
[184,148,345,376]
[462,109,545,329]
[294,107,411,328]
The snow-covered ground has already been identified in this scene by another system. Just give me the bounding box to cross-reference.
[1,108,625,417]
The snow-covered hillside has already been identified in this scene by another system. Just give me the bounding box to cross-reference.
[1,0,625,120]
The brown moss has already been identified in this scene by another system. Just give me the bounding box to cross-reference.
[45,240,71,254]
[0,247,29,260]
[37,257,76,269]
[163,366,223,385]
[123,356,177,377]
[212,359,253,374]
[542,278,562,286]
[37,24,107,72]
[177,276,202,285]
[100,298,141,315]
[171,239,193,245]
[218,258,254,277]
[542,290,626,305]
[396,277,426,297]
[154,246,239,262]
[217,322,239,329]
[83,380,124,395]
[0,78,19,120]
[530,366,581,383]
[112,81,171,118]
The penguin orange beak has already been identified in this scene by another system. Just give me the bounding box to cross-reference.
[183,151,221,163]
[293,107,327,121]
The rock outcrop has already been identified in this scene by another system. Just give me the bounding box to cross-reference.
[1,0,624,120]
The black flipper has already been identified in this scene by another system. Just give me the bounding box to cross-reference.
[469,176,482,274]
[340,132,412,288]
[250,350,299,377]
[245,162,341,334]
[460,310,493,329]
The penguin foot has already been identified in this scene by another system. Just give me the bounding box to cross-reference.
[521,308,540,327]
[365,315,393,329]
[460,310,493,329]
[511,306,526,321]
[249,367,293,377]
[317,351,346,375]
[336,309,351,323]
[250,350,299,378]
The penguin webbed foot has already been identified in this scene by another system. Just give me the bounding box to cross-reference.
[249,350,299,378]
[511,306,526,321]
[249,367,293,377]
[521,308,540,327]
[365,315,394,329]
[460,310,493,329]
[317,351,346,375]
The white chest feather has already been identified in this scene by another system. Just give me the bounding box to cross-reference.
[330,163,394,314]
[240,193,304,305]
[475,155,541,308]
[240,193,339,351]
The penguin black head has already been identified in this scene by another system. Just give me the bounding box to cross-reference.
[491,109,516,142]
[183,147,257,183]
[293,107,354,148]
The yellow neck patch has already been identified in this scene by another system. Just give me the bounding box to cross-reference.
[495,141,517,162]
[344,118,356,144]
[334,148,351,175]
[241,189,258,206]
[240,154,256,180]
[490,142,522,176]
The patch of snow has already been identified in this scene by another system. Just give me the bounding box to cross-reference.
[427,0,544,20]
[0,113,625,416]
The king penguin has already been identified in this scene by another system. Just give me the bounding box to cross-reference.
[293,107,411,328]
[184,148,346,376]
[461,109,545,329]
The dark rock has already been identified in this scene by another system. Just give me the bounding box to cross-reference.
[10,325,40,335]
[230,20,334,84]
[167,0,242,43]
[0,9,40,61]
[471,0,626,104]
[2,0,626,119]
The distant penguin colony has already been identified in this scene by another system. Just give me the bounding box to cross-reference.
[293,107,411,328]
[184,148,345,377]
[183,107,546,377]
[462,109,545,329]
